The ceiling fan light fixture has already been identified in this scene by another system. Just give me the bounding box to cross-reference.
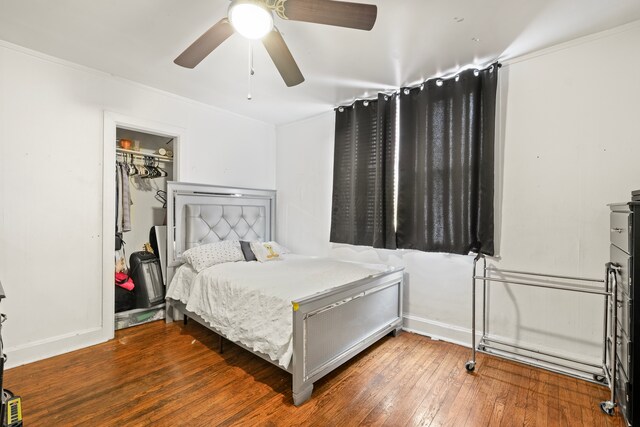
[228,0,274,40]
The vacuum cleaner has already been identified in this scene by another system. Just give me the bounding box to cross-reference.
[0,281,22,427]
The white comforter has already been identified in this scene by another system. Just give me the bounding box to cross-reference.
[166,255,391,369]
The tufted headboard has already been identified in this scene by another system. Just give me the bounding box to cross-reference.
[166,182,276,281]
[185,204,266,247]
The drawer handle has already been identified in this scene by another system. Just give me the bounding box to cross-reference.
[611,227,624,233]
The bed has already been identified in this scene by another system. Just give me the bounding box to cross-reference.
[164,182,404,405]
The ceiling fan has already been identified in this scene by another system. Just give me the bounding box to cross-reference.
[174,0,378,87]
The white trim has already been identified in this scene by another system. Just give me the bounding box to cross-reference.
[402,314,601,366]
[0,39,272,127]
[3,20,639,129]
[403,314,474,348]
[4,327,103,369]
[103,112,185,342]
[500,19,640,66]
[276,110,334,130]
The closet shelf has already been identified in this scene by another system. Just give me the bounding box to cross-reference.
[116,147,173,162]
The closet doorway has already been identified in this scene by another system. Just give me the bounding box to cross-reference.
[102,112,184,340]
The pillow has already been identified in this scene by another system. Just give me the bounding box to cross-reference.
[249,241,290,263]
[181,240,244,272]
[269,241,290,254]
[240,241,257,261]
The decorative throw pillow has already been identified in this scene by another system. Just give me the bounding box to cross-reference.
[181,240,244,272]
[250,241,286,262]
[269,241,290,255]
[240,241,257,261]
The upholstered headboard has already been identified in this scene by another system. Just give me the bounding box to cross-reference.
[166,182,276,281]
[185,203,266,248]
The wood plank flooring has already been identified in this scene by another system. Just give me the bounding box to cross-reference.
[4,321,625,426]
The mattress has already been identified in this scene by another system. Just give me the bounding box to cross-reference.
[166,254,392,369]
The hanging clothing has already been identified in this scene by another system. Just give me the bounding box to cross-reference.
[116,162,132,233]
[116,164,123,233]
[120,163,132,232]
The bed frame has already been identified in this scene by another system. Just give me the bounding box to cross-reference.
[165,182,404,405]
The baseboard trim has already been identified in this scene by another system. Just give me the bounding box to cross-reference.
[401,314,601,368]
[4,326,108,369]
[402,314,474,349]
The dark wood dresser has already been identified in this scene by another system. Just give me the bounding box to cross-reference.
[610,192,640,426]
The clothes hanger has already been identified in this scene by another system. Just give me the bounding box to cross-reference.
[139,157,149,178]
[127,154,136,176]
[147,157,157,178]
[153,159,165,178]
[156,159,167,177]
[155,190,167,207]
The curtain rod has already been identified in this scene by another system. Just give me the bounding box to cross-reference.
[335,61,501,111]
[336,91,396,112]
[402,61,501,92]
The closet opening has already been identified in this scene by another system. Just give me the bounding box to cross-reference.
[102,112,183,340]
[114,128,176,330]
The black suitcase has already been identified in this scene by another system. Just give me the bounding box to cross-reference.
[129,251,164,308]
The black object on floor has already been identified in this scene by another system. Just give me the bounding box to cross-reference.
[129,251,165,308]
[115,285,136,313]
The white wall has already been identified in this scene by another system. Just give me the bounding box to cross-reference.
[0,41,276,368]
[276,113,335,258]
[276,22,640,364]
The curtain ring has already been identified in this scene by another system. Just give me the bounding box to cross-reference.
[363,100,369,107]
[436,79,443,87]
[338,107,344,112]
[403,88,410,95]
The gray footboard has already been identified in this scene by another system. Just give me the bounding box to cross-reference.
[291,269,404,405]
[166,268,404,406]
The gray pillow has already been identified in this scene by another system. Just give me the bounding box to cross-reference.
[240,241,257,261]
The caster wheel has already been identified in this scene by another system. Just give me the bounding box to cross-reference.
[478,345,486,351]
[593,374,605,383]
[600,401,615,416]
[465,361,475,372]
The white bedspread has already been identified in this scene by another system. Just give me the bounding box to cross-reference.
[166,255,391,369]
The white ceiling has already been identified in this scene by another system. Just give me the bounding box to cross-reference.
[1,0,639,125]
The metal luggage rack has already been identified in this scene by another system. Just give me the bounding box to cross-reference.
[465,254,620,416]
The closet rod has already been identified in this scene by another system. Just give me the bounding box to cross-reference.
[116,147,173,163]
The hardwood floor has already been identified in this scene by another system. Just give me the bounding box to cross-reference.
[4,321,625,426]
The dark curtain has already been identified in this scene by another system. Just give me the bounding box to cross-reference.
[330,93,397,249]
[396,65,498,255]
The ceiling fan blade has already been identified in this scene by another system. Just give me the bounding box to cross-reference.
[174,18,234,68]
[262,28,305,87]
[283,0,377,31]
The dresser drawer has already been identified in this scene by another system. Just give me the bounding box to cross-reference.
[611,211,632,253]
[612,244,632,298]
[617,327,633,379]
[618,289,633,338]
[616,358,632,424]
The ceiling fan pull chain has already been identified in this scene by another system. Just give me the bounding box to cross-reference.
[265,0,288,20]
[248,42,255,100]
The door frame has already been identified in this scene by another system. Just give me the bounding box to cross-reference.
[102,111,184,340]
